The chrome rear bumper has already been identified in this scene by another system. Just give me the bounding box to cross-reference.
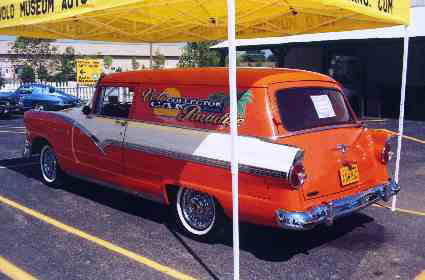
[276,180,400,231]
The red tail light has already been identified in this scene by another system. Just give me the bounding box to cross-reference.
[289,152,306,188]
[381,141,393,164]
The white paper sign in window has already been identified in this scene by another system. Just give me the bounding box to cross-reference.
[310,95,336,119]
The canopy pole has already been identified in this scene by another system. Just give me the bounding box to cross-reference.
[227,0,240,279]
[392,25,409,212]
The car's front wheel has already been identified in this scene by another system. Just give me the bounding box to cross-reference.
[174,187,223,241]
[40,144,64,187]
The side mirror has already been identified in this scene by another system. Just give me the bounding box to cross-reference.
[82,105,91,115]
[49,87,55,93]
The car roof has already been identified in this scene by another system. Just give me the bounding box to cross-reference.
[101,67,336,88]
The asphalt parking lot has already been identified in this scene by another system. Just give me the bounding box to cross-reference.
[0,115,424,280]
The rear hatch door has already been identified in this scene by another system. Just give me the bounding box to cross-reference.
[281,127,379,199]
[270,85,379,199]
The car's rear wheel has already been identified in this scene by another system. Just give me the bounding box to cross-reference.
[174,187,223,241]
[40,144,64,187]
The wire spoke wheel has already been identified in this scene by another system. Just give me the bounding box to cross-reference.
[40,145,57,183]
[176,188,217,236]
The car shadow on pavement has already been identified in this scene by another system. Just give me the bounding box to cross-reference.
[4,157,169,225]
[0,114,23,121]
[223,213,377,262]
[6,157,379,264]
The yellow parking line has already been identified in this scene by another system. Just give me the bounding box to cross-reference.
[363,119,387,122]
[0,256,38,280]
[374,203,425,217]
[379,129,425,145]
[394,207,425,217]
[0,195,197,280]
[416,270,425,280]
[400,134,425,145]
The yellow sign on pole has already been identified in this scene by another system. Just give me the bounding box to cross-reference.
[76,59,102,85]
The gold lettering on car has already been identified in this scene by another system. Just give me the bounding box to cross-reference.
[141,88,252,126]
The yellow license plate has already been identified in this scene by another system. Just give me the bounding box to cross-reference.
[339,164,360,186]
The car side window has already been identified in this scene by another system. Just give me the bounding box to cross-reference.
[95,87,134,119]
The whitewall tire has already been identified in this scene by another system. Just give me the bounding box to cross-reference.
[40,144,63,187]
[175,187,221,240]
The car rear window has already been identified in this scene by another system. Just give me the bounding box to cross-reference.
[275,88,354,131]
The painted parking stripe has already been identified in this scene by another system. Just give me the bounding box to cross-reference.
[0,195,197,280]
[374,203,425,217]
[393,207,425,217]
[416,270,425,280]
[399,134,425,145]
[363,119,387,122]
[379,129,425,145]
[0,256,38,280]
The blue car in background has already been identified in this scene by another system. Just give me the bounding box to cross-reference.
[0,91,23,118]
[16,83,81,111]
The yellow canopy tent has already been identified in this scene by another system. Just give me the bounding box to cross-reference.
[0,0,409,42]
[0,1,410,279]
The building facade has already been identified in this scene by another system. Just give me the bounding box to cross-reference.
[214,2,425,120]
[0,41,182,81]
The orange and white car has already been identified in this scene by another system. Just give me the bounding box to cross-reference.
[23,68,399,240]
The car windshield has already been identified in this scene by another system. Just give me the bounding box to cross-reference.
[275,87,354,132]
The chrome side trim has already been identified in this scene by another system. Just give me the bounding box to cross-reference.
[125,142,287,178]
[36,109,298,179]
[275,179,400,230]
[65,171,164,204]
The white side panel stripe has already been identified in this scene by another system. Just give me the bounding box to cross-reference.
[51,109,300,179]
[125,121,300,177]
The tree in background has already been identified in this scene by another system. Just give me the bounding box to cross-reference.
[152,49,165,69]
[9,37,58,81]
[18,65,35,83]
[131,57,140,70]
[55,46,76,82]
[37,65,50,81]
[224,53,242,67]
[103,55,113,70]
[178,41,221,68]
